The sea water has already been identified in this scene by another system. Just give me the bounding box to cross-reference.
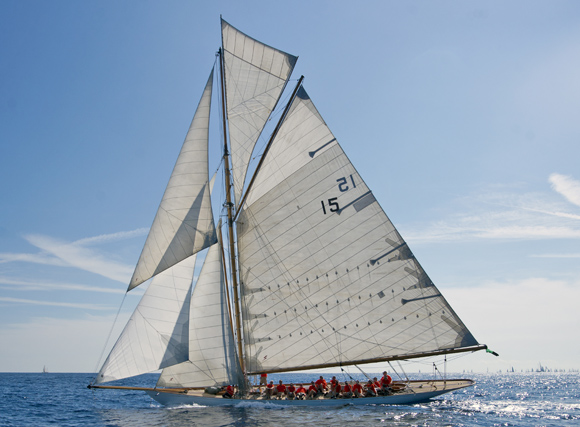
[0,372,578,426]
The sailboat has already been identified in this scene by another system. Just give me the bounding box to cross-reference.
[88,18,493,406]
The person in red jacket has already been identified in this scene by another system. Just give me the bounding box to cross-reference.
[330,376,338,388]
[380,371,392,395]
[295,385,307,400]
[287,383,296,400]
[342,381,352,398]
[352,380,363,398]
[365,380,377,397]
[223,385,234,398]
[264,380,274,399]
[307,381,318,399]
[315,376,327,394]
[275,380,286,399]
[330,381,342,398]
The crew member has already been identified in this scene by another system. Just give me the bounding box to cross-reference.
[223,385,234,398]
[275,380,286,399]
[380,371,392,395]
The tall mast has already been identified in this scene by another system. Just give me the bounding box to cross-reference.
[218,47,245,374]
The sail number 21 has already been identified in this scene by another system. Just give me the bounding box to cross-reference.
[320,174,356,214]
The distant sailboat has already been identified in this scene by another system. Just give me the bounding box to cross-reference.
[89,18,494,406]
[42,366,48,374]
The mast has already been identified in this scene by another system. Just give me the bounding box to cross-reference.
[219,47,245,374]
[217,221,236,343]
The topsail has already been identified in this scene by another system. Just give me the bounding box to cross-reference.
[221,19,297,207]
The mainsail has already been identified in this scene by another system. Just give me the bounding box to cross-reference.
[221,19,297,207]
[129,70,217,290]
[96,255,197,384]
[237,87,478,374]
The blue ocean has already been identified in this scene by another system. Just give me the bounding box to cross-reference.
[0,372,578,426]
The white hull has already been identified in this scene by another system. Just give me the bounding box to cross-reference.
[146,379,474,407]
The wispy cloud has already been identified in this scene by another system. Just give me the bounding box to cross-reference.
[405,173,580,244]
[549,173,580,207]
[23,234,134,283]
[0,297,111,310]
[73,228,149,246]
[530,253,580,258]
[0,276,126,294]
[1,228,147,283]
[0,252,68,266]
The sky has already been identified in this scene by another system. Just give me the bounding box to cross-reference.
[1,0,579,374]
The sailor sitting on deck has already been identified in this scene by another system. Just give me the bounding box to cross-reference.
[330,381,342,398]
[222,385,235,398]
[330,376,338,389]
[274,380,286,399]
[264,380,275,399]
[352,380,363,398]
[307,381,318,399]
[380,371,392,395]
[286,383,296,400]
[365,380,377,397]
[295,385,307,400]
[342,381,352,398]
[315,376,328,395]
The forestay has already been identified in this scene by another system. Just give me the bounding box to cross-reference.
[129,70,217,290]
[157,240,242,388]
[221,19,297,207]
[95,255,197,384]
[237,88,478,374]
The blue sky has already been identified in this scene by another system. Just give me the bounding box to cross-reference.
[1,0,579,373]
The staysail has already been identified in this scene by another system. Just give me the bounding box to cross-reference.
[129,70,217,290]
[95,255,197,384]
[237,87,479,374]
[221,18,297,207]
[157,238,242,388]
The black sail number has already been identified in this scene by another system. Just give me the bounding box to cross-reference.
[337,174,356,192]
[321,197,339,215]
[320,174,356,215]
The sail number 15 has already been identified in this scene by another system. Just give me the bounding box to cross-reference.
[320,174,357,215]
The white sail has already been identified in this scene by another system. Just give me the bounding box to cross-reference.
[221,18,297,207]
[129,70,217,290]
[95,255,197,384]
[237,87,478,374]
[157,238,242,388]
